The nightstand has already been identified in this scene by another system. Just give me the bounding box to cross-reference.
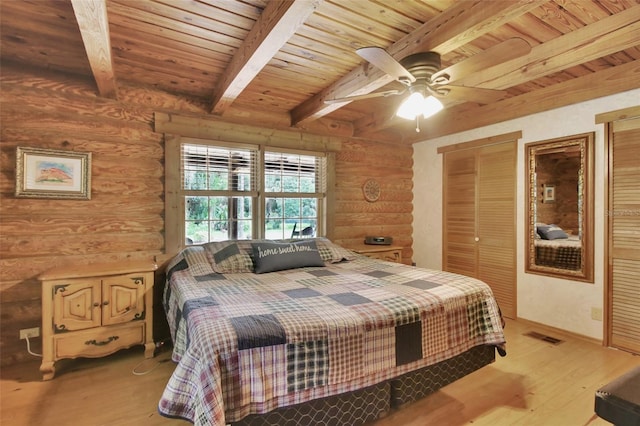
[348,244,403,263]
[39,260,157,380]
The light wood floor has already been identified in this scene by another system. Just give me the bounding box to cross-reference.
[1,319,638,426]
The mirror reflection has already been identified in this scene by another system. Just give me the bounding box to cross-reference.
[525,133,594,282]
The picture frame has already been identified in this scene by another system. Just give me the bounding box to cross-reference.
[542,184,555,203]
[15,147,92,200]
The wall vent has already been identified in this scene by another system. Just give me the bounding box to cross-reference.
[524,331,564,345]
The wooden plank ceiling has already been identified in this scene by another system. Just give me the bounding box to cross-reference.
[1,0,639,143]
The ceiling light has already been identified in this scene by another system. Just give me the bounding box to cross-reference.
[396,91,443,120]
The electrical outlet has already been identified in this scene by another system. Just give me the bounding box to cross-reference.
[19,327,40,340]
[591,307,603,321]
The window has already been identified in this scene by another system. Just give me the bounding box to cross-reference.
[178,139,326,244]
[263,151,325,240]
[182,143,257,243]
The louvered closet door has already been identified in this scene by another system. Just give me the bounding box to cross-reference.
[477,142,517,319]
[442,140,517,319]
[443,149,477,277]
[607,114,640,354]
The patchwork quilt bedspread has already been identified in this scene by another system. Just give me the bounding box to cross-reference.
[158,242,506,426]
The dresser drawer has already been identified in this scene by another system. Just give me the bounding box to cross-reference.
[54,323,145,359]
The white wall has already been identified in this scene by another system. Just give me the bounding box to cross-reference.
[412,89,640,341]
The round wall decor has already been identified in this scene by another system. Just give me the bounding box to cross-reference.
[362,179,381,202]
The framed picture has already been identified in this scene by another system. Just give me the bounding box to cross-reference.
[542,184,555,203]
[15,147,91,199]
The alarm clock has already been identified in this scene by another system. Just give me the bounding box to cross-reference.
[364,236,393,245]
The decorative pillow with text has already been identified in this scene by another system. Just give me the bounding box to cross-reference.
[252,240,325,274]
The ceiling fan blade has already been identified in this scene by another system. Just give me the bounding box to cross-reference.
[324,89,404,104]
[436,85,508,104]
[432,38,531,84]
[356,47,416,84]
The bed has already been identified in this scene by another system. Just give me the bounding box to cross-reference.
[158,238,506,426]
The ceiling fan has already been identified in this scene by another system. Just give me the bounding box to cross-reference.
[325,38,531,131]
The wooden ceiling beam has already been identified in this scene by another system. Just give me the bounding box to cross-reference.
[290,0,546,126]
[405,59,640,142]
[353,6,640,137]
[210,0,322,115]
[70,0,117,99]
[457,5,640,90]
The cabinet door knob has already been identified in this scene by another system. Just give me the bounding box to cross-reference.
[102,301,110,306]
[93,302,100,307]
[475,237,480,242]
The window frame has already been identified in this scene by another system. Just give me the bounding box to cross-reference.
[259,147,326,241]
[182,140,259,243]
[165,136,327,251]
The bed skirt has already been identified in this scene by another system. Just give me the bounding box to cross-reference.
[232,381,390,426]
[390,344,496,407]
[232,344,496,426]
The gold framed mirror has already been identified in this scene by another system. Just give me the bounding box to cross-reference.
[525,133,594,282]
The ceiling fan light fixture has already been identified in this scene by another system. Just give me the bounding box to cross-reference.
[421,95,444,118]
[396,91,443,120]
[396,92,423,120]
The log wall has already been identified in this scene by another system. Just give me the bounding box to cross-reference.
[0,64,413,367]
